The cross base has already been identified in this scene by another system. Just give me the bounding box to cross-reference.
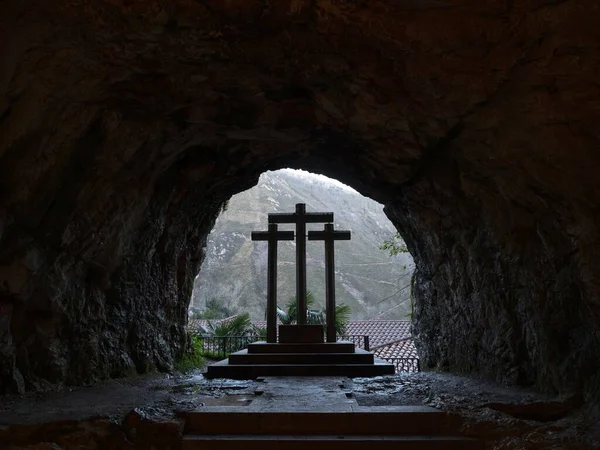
[204,340,395,379]
[278,325,324,344]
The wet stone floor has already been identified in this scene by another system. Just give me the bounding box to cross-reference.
[1,370,599,449]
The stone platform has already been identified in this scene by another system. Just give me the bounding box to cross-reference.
[179,377,483,449]
[204,341,395,379]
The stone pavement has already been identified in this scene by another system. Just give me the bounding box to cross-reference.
[194,376,435,413]
[181,376,483,449]
[201,376,358,412]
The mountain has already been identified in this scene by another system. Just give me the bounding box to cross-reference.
[190,169,414,321]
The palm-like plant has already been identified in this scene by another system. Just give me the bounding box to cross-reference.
[276,292,350,336]
[276,306,294,325]
[207,312,255,357]
[208,312,253,336]
[334,303,351,336]
[252,325,268,340]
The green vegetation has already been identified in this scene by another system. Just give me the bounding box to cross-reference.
[207,312,253,336]
[334,303,351,335]
[175,335,205,372]
[277,292,351,336]
[253,325,267,340]
[276,292,323,325]
[190,298,233,320]
[381,232,416,320]
[196,312,261,359]
[189,296,351,361]
[380,232,409,256]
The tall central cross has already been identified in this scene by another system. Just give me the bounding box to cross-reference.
[308,223,351,342]
[269,204,333,325]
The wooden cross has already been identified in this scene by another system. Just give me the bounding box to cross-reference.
[251,224,295,343]
[269,204,333,325]
[308,223,351,342]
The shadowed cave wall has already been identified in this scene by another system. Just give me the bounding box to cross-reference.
[1,0,599,404]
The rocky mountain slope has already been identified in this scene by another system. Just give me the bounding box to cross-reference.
[191,170,414,320]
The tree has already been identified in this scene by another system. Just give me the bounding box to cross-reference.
[379,232,409,256]
[380,232,415,319]
[196,298,233,320]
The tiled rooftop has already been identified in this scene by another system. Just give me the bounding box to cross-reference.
[345,320,411,348]
[373,338,419,359]
[187,315,239,333]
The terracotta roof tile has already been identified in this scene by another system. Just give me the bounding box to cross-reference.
[345,320,411,348]
[187,315,240,333]
[374,338,419,359]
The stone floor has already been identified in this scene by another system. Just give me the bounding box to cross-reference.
[1,370,599,449]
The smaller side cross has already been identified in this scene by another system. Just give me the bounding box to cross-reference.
[308,223,351,342]
[251,224,295,343]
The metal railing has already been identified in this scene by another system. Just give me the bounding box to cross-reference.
[192,334,371,359]
[195,335,262,359]
[381,357,421,373]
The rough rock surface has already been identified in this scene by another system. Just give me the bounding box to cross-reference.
[1,0,599,407]
[351,373,600,449]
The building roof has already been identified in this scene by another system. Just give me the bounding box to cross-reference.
[373,338,418,359]
[187,315,239,333]
[345,320,411,348]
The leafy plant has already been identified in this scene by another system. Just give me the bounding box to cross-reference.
[175,336,205,372]
[277,292,350,336]
[208,312,253,336]
[334,303,351,335]
[195,298,233,320]
[252,325,268,340]
[277,291,321,325]
[380,232,409,256]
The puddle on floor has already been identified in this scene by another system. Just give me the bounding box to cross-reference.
[200,395,253,406]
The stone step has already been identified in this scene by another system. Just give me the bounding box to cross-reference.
[181,434,483,450]
[203,360,394,379]
[183,409,447,436]
[228,348,374,365]
[247,342,355,354]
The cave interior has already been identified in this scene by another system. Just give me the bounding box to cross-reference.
[0,0,599,412]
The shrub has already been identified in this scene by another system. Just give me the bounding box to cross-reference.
[175,336,205,372]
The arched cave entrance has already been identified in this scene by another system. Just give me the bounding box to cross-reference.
[0,0,599,410]
[189,168,415,323]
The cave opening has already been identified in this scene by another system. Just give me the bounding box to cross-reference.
[0,1,599,421]
[188,168,416,324]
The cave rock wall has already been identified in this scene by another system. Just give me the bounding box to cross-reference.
[0,0,599,402]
